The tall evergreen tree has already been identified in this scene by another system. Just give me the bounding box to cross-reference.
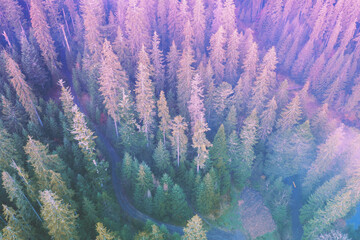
[157,91,171,144]
[276,94,302,132]
[225,30,240,84]
[213,82,233,117]
[192,0,206,56]
[135,45,155,144]
[3,50,43,126]
[222,0,236,36]
[0,128,18,172]
[170,184,190,223]
[95,222,116,240]
[151,32,166,94]
[153,140,171,173]
[192,120,212,173]
[188,73,206,131]
[241,41,259,102]
[209,26,226,84]
[259,97,277,140]
[183,215,207,240]
[166,41,180,91]
[170,116,188,167]
[99,39,129,137]
[30,0,60,73]
[40,190,78,240]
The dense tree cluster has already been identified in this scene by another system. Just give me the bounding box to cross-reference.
[0,0,360,239]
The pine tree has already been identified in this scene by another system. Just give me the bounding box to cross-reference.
[153,140,171,173]
[239,109,258,178]
[303,126,345,194]
[0,0,23,37]
[276,79,289,110]
[209,125,230,194]
[224,105,237,135]
[134,163,154,209]
[135,45,155,143]
[170,116,188,167]
[188,73,206,130]
[259,97,277,140]
[225,30,241,84]
[192,0,206,55]
[58,79,74,123]
[99,39,129,137]
[156,0,168,46]
[175,0,190,47]
[3,50,42,126]
[125,0,150,56]
[96,222,116,240]
[166,41,180,91]
[241,41,259,103]
[0,128,18,172]
[20,32,48,88]
[192,120,212,173]
[177,47,195,117]
[209,26,226,84]
[211,0,223,34]
[157,91,171,144]
[251,47,277,111]
[213,82,233,117]
[40,190,78,240]
[183,215,207,240]
[151,32,166,94]
[222,0,236,36]
[30,0,60,73]
[167,0,179,42]
[170,184,190,223]
[154,186,166,219]
[276,94,302,132]
[1,95,25,132]
[2,205,30,240]
[182,19,194,51]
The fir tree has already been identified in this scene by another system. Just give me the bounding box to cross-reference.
[151,32,166,94]
[0,128,18,172]
[135,45,155,144]
[170,116,188,167]
[2,205,30,240]
[213,82,233,117]
[96,222,116,240]
[166,41,180,91]
[192,0,206,56]
[177,47,195,117]
[40,190,78,240]
[276,94,302,132]
[170,184,190,223]
[3,50,43,126]
[30,0,60,73]
[183,215,207,240]
[192,120,212,173]
[241,41,259,102]
[188,73,206,130]
[99,39,129,137]
[1,95,25,132]
[222,0,236,36]
[58,79,74,123]
[157,91,171,144]
[153,140,171,174]
[259,97,277,140]
[276,79,289,110]
[225,30,241,84]
[224,105,237,135]
[209,26,226,84]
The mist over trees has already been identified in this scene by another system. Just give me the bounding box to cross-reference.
[1,0,360,239]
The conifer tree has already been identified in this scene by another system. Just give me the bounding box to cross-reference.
[225,30,240,84]
[99,39,129,137]
[175,0,190,47]
[170,116,188,167]
[20,32,48,88]
[3,50,42,126]
[224,105,237,135]
[125,0,150,56]
[241,41,259,102]
[182,19,194,51]
[154,186,167,219]
[251,47,277,111]
[222,0,236,36]
[228,130,245,188]
[192,0,206,55]
[166,41,180,91]
[58,79,74,122]
[183,215,207,240]
[156,0,168,46]
[1,95,25,132]
[303,126,345,194]
[153,140,171,173]
[209,125,230,194]
[188,73,206,130]
[192,120,212,173]
[211,0,223,34]
[276,79,289,110]
[276,94,302,132]
[134,163,154,209]
[213,82,233,116]
[96,222,116,240]
[0,128,18,172]
[2,205,30,240]
[167,0,179,42]
[135,45,155,143]
[0,0,23,37]
[157,91,171,144]
[151,32,166,94]
[177,47,195,117]
[170,184,190,222]
[239,109,259,178]
[40,190,78,240]
[209,26,226,83]
[30,0,60,73]
[259,97,277,140]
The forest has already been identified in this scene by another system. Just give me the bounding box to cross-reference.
[1,0,360,239]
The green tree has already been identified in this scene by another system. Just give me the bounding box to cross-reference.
[259,97,277,140]
[157,91,171,144]
[276,94,302,132]
[153,140,171,173]
[2,205,31,240]
[40,190,78,240]
[182,215,207,240]
[154,186,166,219]
[0,128,18,172]
[171,184,190,223]
[224,105,237,135]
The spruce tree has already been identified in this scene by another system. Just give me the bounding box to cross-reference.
[151,32,166,94]
[169,116,188,167]
[170,184,190,223]
[209,26,226,84]
[188,73,206,130]
[224,105,237,135]
[157,91,171,144]
[166,41,180,92]
[40,190,78,240]
[183,215,207,240]
[192,120,212,173]
[0,128,18,172]
[225,30,240,84]
[135,45,155,144]
[213,82,233,117]
[259,97,277,140]
[192,0,206,56]
[153,140,171,174]
[222,0,236,36]
[96,222,116,240]
[276,94,302,132]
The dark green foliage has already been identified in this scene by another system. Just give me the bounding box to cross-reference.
[170,184,190,223]
[153,140,171,174]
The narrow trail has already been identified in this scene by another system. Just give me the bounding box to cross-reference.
[62,69,245,240]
